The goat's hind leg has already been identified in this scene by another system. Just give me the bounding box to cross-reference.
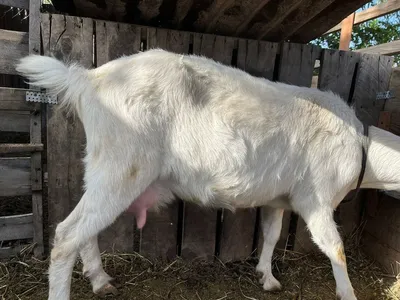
[48,177,154,300]
[79,236,118,296]
[294,200,357,300]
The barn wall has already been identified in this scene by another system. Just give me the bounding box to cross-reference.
[43,12,393,262]
[361,67,400,273]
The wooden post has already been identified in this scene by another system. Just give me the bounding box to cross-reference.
[339,13,355,51]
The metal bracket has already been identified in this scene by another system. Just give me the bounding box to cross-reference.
[26,91,58,104]
[376,90,395,101]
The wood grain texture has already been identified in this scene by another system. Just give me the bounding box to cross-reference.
[355,39,400,56]
[352,53,394,126]
[29,0,40,55]
[140,28,190,260]
[339,13,355,51]
[276,43,321,253]
[194,0,235,32]
[0,0,29,9]
[0,110,30,132]
[0,143,43,154]
[0,213,34,241]
[0,29,29,75]
[95,20,142,252]
[0,88,40,111]
[0,157,31,196]
[43,13,93,242]
[326,0,400,34]
[318,49,360,102]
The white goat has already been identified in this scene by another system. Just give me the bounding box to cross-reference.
[16,49,400,300]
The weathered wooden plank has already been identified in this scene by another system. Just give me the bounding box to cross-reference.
[353,53,394,126]
[318,49,360,102]
[355,39,400,56]
[0,213,34,241]
[0,157,31,196]
[181,33,220,261]
[0,29,29,75]
[95,20,141,253]
[278,43,321,87]
[0,110,30,132]
[276,43,321,253]
[326,0,400,35]
[140,28,190,260]
[317,49,362,239]
[0,143,43,154]
[234,0,273,35]
[0,0,29,10]
[0,88,40,111]
[29,0,40,55]
[249,0,306,40]
[43,13,93,241]
[289,0,367,43]
[173,0,194,28]
[194,0,234,32]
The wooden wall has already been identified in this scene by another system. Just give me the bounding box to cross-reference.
[43,13,393,262]
[361,67,400,273]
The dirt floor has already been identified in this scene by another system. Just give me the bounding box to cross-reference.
[1,245,400,300]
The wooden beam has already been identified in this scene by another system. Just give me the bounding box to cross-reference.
[0,0,29,10]
[0,157,31,197]
[249,0,305,40]
[0,88,40,111]
[354,39,400,56]
[194,0,235,32]
[339,13,355,50]
[234,0,272,35]
[326,0,400,35]
[289,0,367,43]
[277,0,336,41]
[0,214,34,241]
[173,0,194,28]
[0,29,29,75]
[0,143,44,154]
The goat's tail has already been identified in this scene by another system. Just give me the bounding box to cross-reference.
[15,55,92,114]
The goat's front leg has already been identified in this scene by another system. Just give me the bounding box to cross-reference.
[79,236,117,296]
[256,206,284,291]
[296,203,356,300]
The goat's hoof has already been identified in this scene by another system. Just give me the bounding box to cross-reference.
[95,283,119,297]
[259,275,282,292]
[336,289,357,300]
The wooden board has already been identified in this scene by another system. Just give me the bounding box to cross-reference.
[0,29,29,75]
[0,213,34,241]
[43,13,93,241]
[219,38,277,262]
[140,27,190,260]
[355,39,400,56]
[0,0,29,10]
[276,43,322,253]
[180,33,222,261]
[318,49,363,238]
[0,157,31,196]
[0,88,40,111]
[94,20,142,252]
[0,110,30,132]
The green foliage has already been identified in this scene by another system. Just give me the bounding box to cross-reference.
[311,0,400,65]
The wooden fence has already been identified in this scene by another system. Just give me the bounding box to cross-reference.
[40,12,394,263]
[0,2,44,258]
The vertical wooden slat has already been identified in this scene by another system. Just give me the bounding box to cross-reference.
[220,38,280,262]
[180,33,221,261]
[317,49,362,238]
[95,21,141,252]
[29,0,43,258]
[44,14,93,242]
[139,28,190,260]
[339,13,355,51]
[276,43,322,253]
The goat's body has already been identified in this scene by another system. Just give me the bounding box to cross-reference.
[16,49,400,300]
[82,50,364,213]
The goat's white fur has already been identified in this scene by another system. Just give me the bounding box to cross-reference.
[16,49,400,300]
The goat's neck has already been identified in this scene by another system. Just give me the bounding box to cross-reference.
[362,126,400,191]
